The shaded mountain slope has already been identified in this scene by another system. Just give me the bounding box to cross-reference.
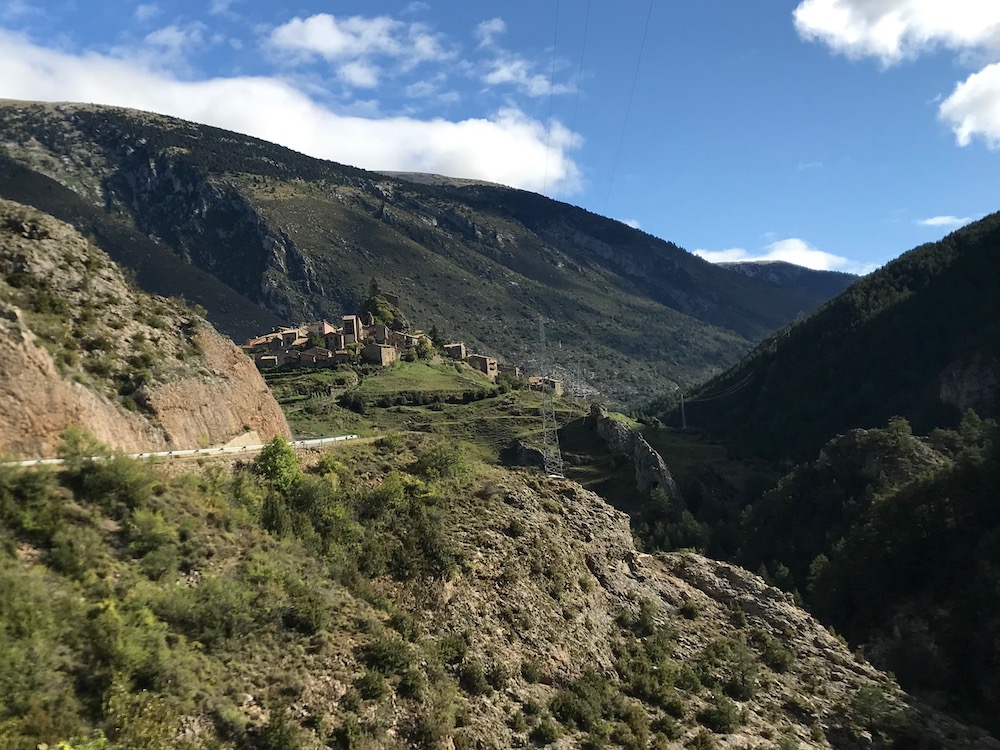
[739,416,1000,734]
[0,99,843,405]
[0,198,289,457]
[652,212,1000,459]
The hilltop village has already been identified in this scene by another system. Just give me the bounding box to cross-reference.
[240,279,562,389]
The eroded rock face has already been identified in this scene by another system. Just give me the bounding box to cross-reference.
[0,199,289,457]
[589,403,680,498]
[940,352,1000,415]
[380,471,999,749]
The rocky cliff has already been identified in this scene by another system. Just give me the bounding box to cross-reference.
[0,198,290,457]
[589,403,680,498]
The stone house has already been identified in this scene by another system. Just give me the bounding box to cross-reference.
[343,315,365,344]
[498,363,522,378]
[362,343,399,367]
[365,323,391,345]
[299,347,336,367]
[467,354,498,381]
[528,376,563,397]
[444,342,466,360]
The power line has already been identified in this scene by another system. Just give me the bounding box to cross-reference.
[686,371,755,404]
[542,0,561,196]
[603,0,654,214]
[538,318,564,478]
[558,0,591,202]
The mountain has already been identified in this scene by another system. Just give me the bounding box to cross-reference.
[740,415,1000,734]
[0,198,289,457]
[2,433,997,749]
[653,212,1000,460]
[0,99,845,407]
[635,211,1000,734]
[717,260,857,307]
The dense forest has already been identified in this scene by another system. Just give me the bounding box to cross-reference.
[649,212,1000,461]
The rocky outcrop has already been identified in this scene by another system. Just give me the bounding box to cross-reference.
[589,403,680,499]
[0,199,290,458]
[384,470,999,749]
[940,352,999,415]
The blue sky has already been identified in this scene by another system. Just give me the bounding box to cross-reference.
[1,0,999,273]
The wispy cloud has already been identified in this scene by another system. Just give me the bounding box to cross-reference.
[402,2,430,15]
[0,30,583,196]
[915,215,972,228]
[209,0,237,16]
[695,237,866,273]
[134,3,160,23]
[142,22,208,65]
[475,18,506,48]
[797,160,823,170]
[1,0,41,22]
[267,13,454,85]
[623,219,641,230]
[483,55,574,98]
[793,0,1000,150]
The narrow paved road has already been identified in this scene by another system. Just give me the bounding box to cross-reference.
[8,435,361,468]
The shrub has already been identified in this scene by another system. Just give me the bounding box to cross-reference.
[355,670,389,700]
[360,636,411,675]
[397,668,425,700]
[521,659,543,683]
[530,718,561,746]
[458,660,491,695]
[414,443,467,480]
[253,437,301,493]
[697,691,745,733]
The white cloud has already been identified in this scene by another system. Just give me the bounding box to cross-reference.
[483,56,574,97]
[0,30,582,195]
[475,17,506,48]
[623,219,641,230]
[337,60,380,89]
[794,0,1000,148]
[797,160,823,170]
[793,0,1000,66]
[695,238,858,272]
[402,2,430,15]
[134,3,160,23]
[939,61,1000,148]
[915,215,972,228]
[144,23,206,59]
[268,14,451,72]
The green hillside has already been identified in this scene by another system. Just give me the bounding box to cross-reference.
[651,212,1000,460]
[0,99,844,407]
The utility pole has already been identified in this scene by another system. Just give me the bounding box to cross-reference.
[538,318,564,478]
[680,392,687,430]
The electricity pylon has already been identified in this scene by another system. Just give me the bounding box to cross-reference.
[538,318,564,478]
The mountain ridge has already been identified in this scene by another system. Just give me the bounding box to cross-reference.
[0,98,845,406]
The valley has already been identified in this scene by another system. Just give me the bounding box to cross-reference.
[0,98,998,750]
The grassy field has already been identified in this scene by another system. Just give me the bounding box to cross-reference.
[265,363,588,460]
[353,360,491,397]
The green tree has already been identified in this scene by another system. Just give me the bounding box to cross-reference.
[253,437,301,493]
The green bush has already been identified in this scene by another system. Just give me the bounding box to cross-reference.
[253,437,301,493]
[355,670,389,700]
[413,442,467,480]
[360,636,411,675]
[529,718,561,746]
[458,660,491,695]
[397,668,425,700]
[697,691,745,733]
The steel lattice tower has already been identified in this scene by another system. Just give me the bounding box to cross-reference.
[538,318,564,478]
